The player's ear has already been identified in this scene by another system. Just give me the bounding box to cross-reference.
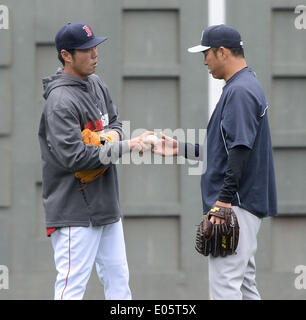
[219,46,230,60]
[218,46,225,57]
[61,49,73,65]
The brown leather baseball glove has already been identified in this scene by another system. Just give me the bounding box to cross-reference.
[195,205,239,257]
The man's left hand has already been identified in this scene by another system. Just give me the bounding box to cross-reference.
[209,201,231,224]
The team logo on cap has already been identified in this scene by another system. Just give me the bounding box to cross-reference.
[82,25,93,37]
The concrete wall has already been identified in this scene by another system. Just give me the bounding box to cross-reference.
[0,0,305,299]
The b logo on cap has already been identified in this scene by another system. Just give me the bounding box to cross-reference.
[83,25,93,37]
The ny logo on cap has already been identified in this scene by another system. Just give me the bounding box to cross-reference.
[83,25,93,37]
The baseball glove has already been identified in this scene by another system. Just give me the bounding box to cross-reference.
[195,205,239,257]
[75,129,115,188]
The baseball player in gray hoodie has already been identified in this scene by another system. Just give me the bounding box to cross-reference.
[38,22,153,300]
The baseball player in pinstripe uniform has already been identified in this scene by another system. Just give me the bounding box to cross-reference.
[38,22,153,300]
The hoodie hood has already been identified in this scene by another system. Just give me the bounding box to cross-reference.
[42,68,90,100]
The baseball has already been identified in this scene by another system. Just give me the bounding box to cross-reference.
[144,134,159,145]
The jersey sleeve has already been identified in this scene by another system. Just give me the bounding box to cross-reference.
[45,105,105,171]
[221,86,266,150]
[45,104,129,172]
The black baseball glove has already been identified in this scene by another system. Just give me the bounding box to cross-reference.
[195,205,239,257]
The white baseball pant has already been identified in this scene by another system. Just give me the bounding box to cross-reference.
[208,206,262,300]
[51,218,132,300]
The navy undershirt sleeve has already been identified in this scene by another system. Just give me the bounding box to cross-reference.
[218,145,251,203]
[185,143,200,158]
[177,142,201,160]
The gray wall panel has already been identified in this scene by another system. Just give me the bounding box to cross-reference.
[34,44,59,181]
[0,147,11,207]
[120,162,180,205]
[124,217,180,271]
[272,217,306,273]
[121,78,179,129]
[35,0,97,43]
[0,69,12,135]
[2,0,305,300]
[272,7,306,74]
[122,10,179,67]
[274,148,306,214]
[227,0,306,299]
[0,215,10,273]
[271,78,306,134]
[0,2,11,66]
[0,28,12,66]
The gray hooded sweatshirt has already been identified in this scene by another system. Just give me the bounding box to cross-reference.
[38,69,129,228]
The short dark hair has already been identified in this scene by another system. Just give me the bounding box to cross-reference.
[228,47,245,58]
[57,49,76,66]
[212,47,245,58]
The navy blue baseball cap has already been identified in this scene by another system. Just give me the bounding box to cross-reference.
[188,24,243,53]
[55,22,107,52]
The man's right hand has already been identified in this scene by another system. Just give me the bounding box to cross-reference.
[128,131,156,153]
[152,133,178,156]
